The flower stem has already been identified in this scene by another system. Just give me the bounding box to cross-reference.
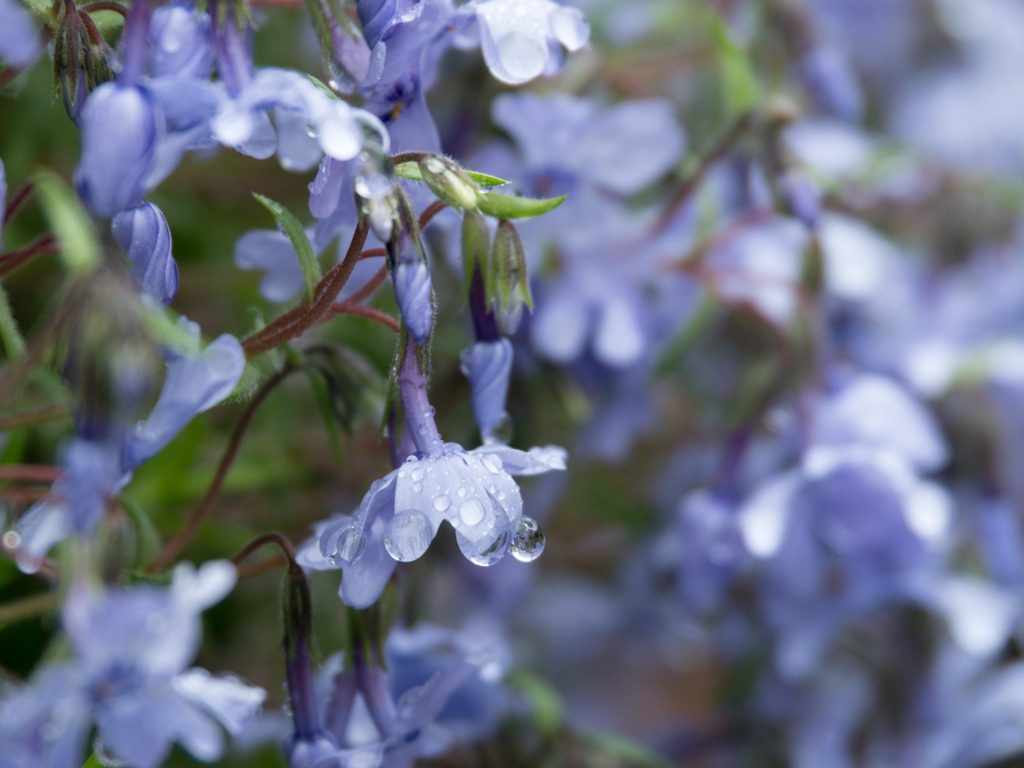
[397,336,444,457]
[146,365,298,573]
[117,0,151,85]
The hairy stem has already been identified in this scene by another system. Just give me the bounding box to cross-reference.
[146,366,297,573]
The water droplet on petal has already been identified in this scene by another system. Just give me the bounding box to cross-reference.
[411,467,425,481]
[459,498,485,526]
[457,529,511,566]
[384,510,433,562]
[434,495,451,512]
[413,482,422,492]
[483,413,513,445]
[481,455,503,474]
[458,487,467,497]
[511,516,545,562]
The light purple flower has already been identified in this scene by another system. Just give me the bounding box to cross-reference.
[460,339,513,444]
[75,84,162,217]
[0,562,264,768]
[123,320,246,469]
[0,0,40,68]
[298,443,565,608]
[460,0,590,85]
[392,260,433,345]
[112,202,180,306]
[149,5,214,80]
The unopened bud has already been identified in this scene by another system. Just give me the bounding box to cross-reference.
[392,261,433,345]
[781,170,821,230]
[53,10,114,124]
[112,202,180,307]
[460,339,513,444]
[491,220,532,333]
[305,0,371,94]
[419,155,480,210]
[461,209,490,299]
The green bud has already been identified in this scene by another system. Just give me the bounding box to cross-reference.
[491,220,533,333]
[418,155,480,210]
[461,210,490,300]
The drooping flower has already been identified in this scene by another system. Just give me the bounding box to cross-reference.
[112,202,180,306]
[458,0,590,85]
[0,0,41,69]
[74,83,162,217]
[0,562,265,768]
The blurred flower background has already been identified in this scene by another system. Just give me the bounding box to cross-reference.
[4,0,1024,766]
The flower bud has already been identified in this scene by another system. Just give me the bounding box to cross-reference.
[461,209,490,299]
[149,5,214,80]
[53,9,114,123]
[781,170,821,230]
[112,202,180,306]
[491,219,532,333]
[418,155,480,210]
[460,339,514,444]
[74,83,160,217]
[392,260,433,345]
[306,0,371,94]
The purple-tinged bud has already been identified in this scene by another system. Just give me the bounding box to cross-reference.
[392,260,433,345]
[781,170,821,230]
[149,6,214,80]
[75,83,161,217]
[52,9,114,124]
[419,155,479,210]
[460,339,514,444]
[112,202,179,306]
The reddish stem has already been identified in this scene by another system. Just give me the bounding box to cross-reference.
[241,221,369,356]
[649,112,754,239]
[80,0,127,13]
[146,366,297,573]
[418,200,447,230]
[0,235,60,278]
[344,265,388,306]
[232,531,298,568]
[0,465,62,483]
[4,183,34,227]
[325,303,399,332]
[359,248,386,260]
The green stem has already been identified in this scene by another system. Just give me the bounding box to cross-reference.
[0,283,26,358]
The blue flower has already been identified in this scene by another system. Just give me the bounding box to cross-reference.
[0,562,265,768]
[149,4,214,80]
[298,444,565,608]
[392,260,433,345]
[112,202,180,306]
[122,320,246,469]
[0,0,41,68]
[460,339,513,444]
[459,0,590,85]
[74,83,162,217]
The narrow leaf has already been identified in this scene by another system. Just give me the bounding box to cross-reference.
[32,169,100,273]
[476,192,566,219]
[712,17,759,118]
[253,194,321,303]
[306,368,346,470]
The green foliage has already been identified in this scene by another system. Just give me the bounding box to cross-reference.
[253,194,321,303]
[32,168,99,274]
[476,191,566,219]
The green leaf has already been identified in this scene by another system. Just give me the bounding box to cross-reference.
[712,17,759,118]
[476,192,566,219]
[505,670,564,735]
[81,753,103,768]
[394,161,509,188]
[253,194,321,303]
[19,0,58,24]
[119,497,162,569]
[306,368,346,471]
[0,282,26,359]
[32,169,100,274]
